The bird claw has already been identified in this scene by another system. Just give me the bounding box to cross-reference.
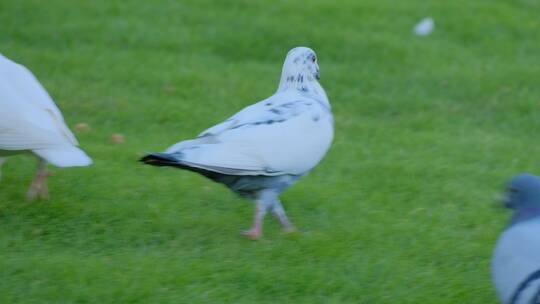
[283,225,297,234]
[26,187,50,201]
[26,160,51,201]
[26,190,38,201]
[240,228,262,240]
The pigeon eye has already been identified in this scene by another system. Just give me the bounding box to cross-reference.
[311,56,316,63]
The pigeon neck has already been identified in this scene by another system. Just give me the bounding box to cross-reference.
[277,71,330,109]
[508,207,540,228]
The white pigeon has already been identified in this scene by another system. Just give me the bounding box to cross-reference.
[141,47,334,239]
[492,174,540,304]
[0,53,92,199]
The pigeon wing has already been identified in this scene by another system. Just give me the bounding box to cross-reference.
[0,54,91,166]
[166,92,333,175]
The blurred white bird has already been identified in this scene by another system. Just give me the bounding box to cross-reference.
[492,174,540,304]
[0,54,92,199]
[141,47,334,239]
[414,17,434,36]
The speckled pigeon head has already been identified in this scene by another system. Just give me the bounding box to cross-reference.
[281,47,320,82]
[504,174,540,210]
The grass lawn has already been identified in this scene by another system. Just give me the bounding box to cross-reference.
[1,0,540,302]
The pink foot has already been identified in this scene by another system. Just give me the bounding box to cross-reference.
[240,228,262,240]
[26,169,52,201]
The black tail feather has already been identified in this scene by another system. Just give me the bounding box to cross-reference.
[140,153,182,167]
[139,152,287,199]
[140,152,222,181]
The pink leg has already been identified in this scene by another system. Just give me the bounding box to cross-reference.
[241,201,267,240]
[26,159,51,200]
[271,200,296,232]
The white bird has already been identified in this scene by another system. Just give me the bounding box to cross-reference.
[0,53,92,199]
[492,174,540,304]
[414,17,434,36]
[141,47,334,239]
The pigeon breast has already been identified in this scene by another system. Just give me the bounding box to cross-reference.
[492,219,540,304]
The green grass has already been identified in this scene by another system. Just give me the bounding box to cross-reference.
[1,0,539,302]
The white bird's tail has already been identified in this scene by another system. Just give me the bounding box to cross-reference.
[34,146,92,167]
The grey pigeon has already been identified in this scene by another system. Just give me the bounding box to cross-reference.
[492,174,540,304]
[141,47,334,239]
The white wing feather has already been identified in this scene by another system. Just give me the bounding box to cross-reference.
[166,91,333,175]
[0,54,91,167]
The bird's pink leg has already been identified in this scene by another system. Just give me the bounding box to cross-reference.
[26,159,51,200]
[241,201,267,240]
[271,200,296,232]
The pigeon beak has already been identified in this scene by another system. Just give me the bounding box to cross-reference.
[315,70,320,80]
